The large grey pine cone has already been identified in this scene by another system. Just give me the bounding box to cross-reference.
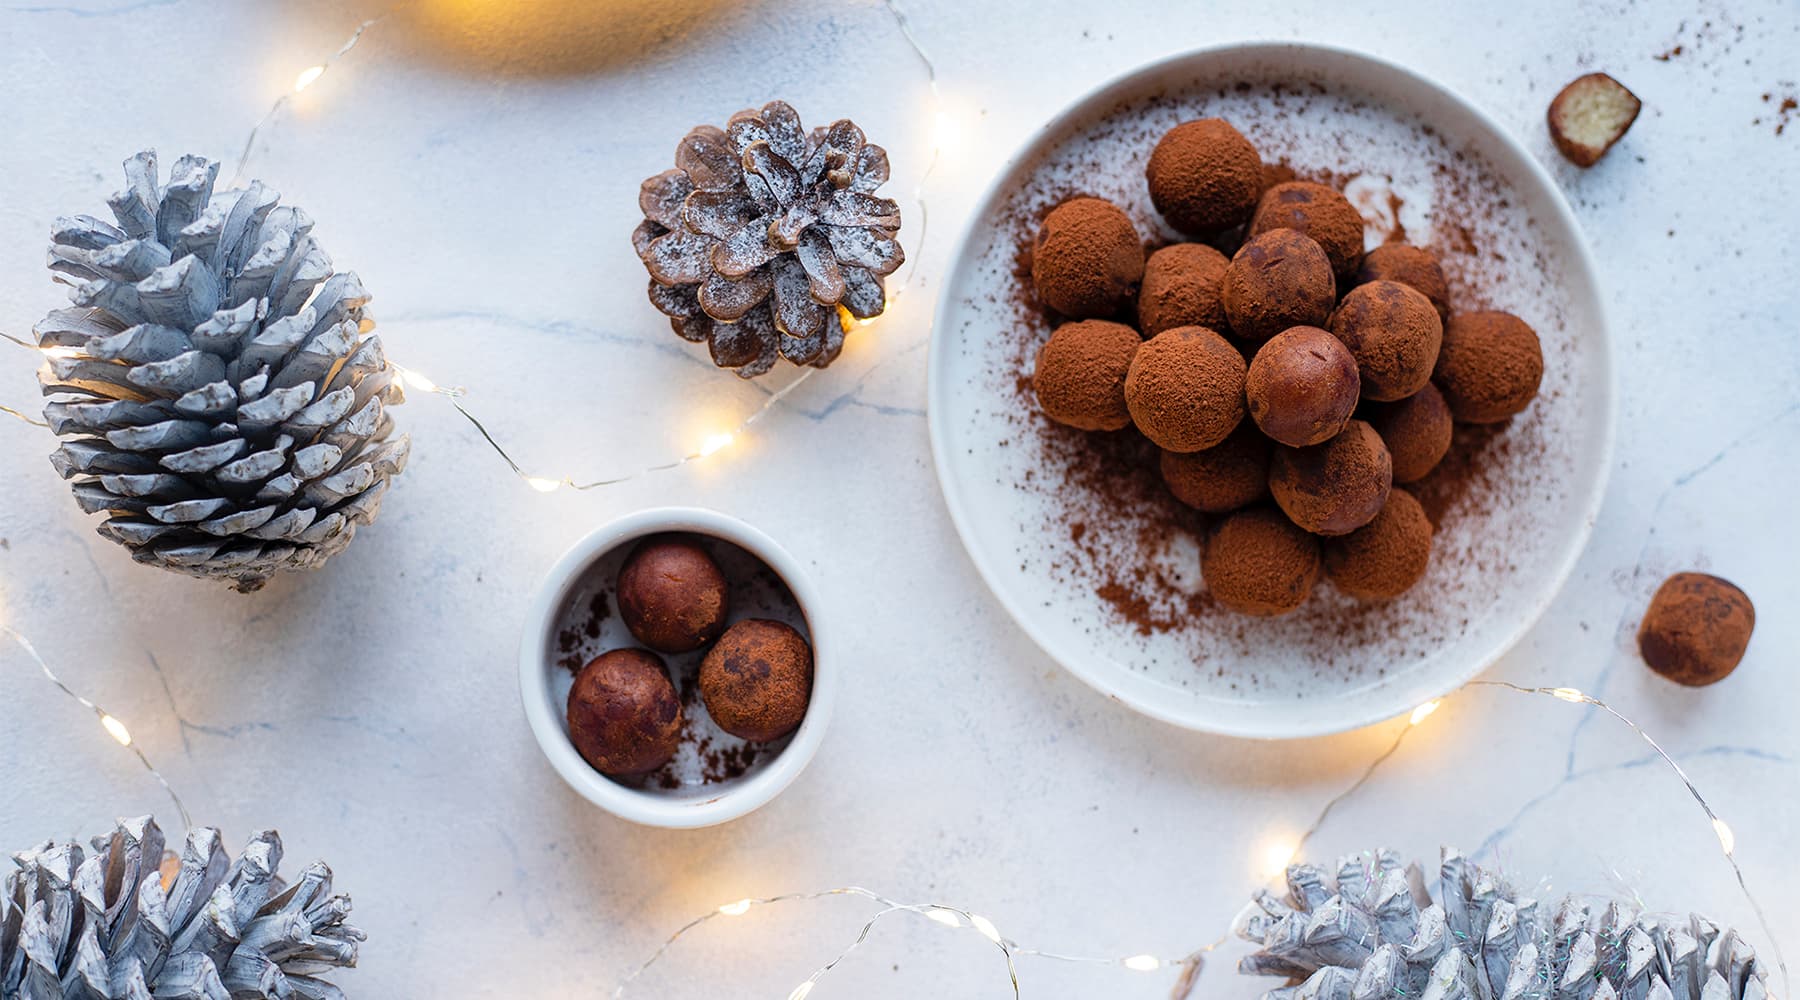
[37,151,408,592]
[1237,847,1769,1000]
[633,101,903,377]
[1,816,362,1000]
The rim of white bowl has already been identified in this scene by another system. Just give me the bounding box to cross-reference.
[518,506,834,827]
[926,40,1617,738]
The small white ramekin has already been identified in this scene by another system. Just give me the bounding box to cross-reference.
[519,507,833,828]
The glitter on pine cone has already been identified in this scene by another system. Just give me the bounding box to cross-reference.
[1235,847,1769,1000]
[633,100,903,378]
[36,151,409,592]
[0,816,363,1000]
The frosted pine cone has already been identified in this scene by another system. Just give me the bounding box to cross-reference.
[1,816,363,999]
[1236,847,1769,1000]
[37,151,408,592]
[634,101,903,377]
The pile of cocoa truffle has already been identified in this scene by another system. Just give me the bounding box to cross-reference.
[566,535,815,778]
[1029,118,1545,617]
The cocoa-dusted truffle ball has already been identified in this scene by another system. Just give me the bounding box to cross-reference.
[1246,326,1360,447]
[1124,326,1247,453]
[1032,320,1140,431]
[1159,421,1270,513]
[567,649,682,776]
[1323,489,1433,600]
[1433,311,1544,423]
[1221,229,1336,343]
[1250,181,1366,279]
[1145,119,1263,236]
[700,619,814,741]
[1356,244,1451,322]
[1030,197,1145,318]
[1637,573,1756,687]
[1138,243,1229,336]
[1202,508,1321,616]
[1269,420,1393,536]
[1329,280,1443,401]
[617,536,729,653]
[1366,383,1453,483]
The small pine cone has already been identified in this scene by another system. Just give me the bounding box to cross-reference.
[1236,847,1770,1000]
[633,101,903,377]
[0,816,363,999]
[37,151,409,592]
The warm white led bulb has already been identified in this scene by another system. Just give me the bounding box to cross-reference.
[718,899,752,916]
[925,908,961,928]
[525,476,562,493]
[1124,954,1162,972]
[100,714,132,746]
[1409,700,1442,726]
[970,914,1000,943]
[698,433,735,457]
[294,65,326,92]
[787,982,814,1000]
[1713,817,1736,855]
[1550,687,1585,703]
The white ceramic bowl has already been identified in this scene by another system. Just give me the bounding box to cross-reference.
[928,42,1615,738]
[519,507,834,827]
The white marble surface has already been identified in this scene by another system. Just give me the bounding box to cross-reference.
[1,1,1796,996]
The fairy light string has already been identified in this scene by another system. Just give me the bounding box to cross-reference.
[0,625,191,832]
[618,681,1787,1000]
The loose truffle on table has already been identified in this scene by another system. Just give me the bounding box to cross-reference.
[1365,383,1453,484]
[1145,118,1263,236]
[566,649,683,776]
[1124,326,1247,453]
[1637,573,1756,687]
[1433,310,1544,423]
[1324,488,1433,600]
[1246,326,1360,448]
[1030,197,1145,318]
[1032,319,1141,431]
[1249,181,1366,279]
[1159,421,1270,513]
[1355,244,1451,322]
[1221,229,1337,343]
[1269,419,1393,536]
[1329,280,1444,401]
[1202,508,1321,616]
[1138,243,1230,337]
[616,536,730,653]
[700,619,815,741]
